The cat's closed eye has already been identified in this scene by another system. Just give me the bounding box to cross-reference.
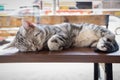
[34,30,42,36]
[19,33,22,36]
[34,32,41,37]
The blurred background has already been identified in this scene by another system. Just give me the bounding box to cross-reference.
[0,0,120,80]
[0,0,120,40]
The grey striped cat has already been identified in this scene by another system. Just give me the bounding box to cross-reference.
[6,21,119,53]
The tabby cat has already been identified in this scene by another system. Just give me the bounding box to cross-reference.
[6,21,119,53]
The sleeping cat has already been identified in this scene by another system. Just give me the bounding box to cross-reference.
[6,21,119,53]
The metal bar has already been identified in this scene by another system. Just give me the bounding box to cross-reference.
[105,63,113,80]
[94,63,100,80]
[105,15,109,29]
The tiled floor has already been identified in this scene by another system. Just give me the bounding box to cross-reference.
[0,63,93,80]
[113,64,120,80]
[0,63,119,80]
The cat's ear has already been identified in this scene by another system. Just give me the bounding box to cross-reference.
[22,20,35,30]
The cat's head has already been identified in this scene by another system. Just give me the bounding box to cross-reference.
[6,21,45,52]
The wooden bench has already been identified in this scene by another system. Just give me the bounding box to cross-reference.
[0,15,119,80]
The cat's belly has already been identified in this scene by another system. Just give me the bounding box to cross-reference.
[73,29,99,47]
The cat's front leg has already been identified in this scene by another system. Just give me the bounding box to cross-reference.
[96,37,108,51]
[47,34,64,51]
[95,37,119,53]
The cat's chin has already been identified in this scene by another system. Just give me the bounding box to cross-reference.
[18,50,31,53]
[18,50,40,54]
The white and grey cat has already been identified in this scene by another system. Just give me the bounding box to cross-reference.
[6,21,119,53]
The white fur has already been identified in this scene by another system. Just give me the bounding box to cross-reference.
[97,37,107,51]
[74,29,99,47]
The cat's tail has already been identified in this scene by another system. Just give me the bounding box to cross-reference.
[3,41,15,49]
[95,40,119,53]
[107,40,119,53]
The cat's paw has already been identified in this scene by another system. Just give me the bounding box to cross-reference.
[97,37,107,51]
[96,37,119,53]
[47,35,63,51]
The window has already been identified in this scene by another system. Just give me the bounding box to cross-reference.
[76,2,92,9]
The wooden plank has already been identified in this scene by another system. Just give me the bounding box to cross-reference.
[0,47,120,63]
[0,15,107,28]
[40,15,107,25]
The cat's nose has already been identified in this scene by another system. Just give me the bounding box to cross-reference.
[36,48,39,51]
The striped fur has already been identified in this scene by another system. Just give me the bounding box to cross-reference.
[7,21,119,53]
